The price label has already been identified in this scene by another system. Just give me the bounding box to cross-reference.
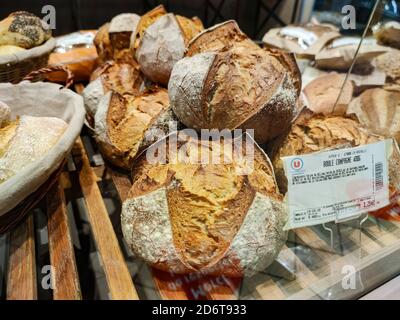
[283,139,392,230]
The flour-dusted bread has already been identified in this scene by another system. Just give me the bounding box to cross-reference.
[94,13,140,63]
[0,101,11,127]
[0,44,26,56]
[303,72,354,115]
[0,115,67,183]
[169,22,301,144]
[347,88,400,142]
[94,87,174,169]
[82,58,144,117]
[271,113,382,193]
[121,133,287,276]
[374,49,400,84]
[0,11,51,49]
[134,11,203,85]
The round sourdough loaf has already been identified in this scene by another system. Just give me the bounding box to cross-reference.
[82,58,144,117]
[121,133,288,277]
[347,88,400,142]
[134,11,203,85]
[168,21,301,144]
[271,112,399,194]
[94,87,174,169]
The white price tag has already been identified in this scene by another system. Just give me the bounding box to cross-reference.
[283,139,392,230]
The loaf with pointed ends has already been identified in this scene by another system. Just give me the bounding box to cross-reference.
[94,88,174,169]
[121,133,287,276]
[0,116,67,183]
[303,72,354,115]
[169,22,301,144]
[134,10,203,85]
[82,58,144,117]
[271,113,384,194]
[0,11,51,49]
[347,88,400,142]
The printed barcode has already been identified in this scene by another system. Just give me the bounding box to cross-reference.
[375,162,383,191]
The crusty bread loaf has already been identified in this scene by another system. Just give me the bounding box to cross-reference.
[94,87,174,169]
[347,88,400,142]
[94,13,140,63]
[0,100,11,128]
[0,11,51,49]
[82,58,144,117]
[374,49,400,83]
[271,113,381,193]
[130,5,167,53]
[0,116,67,183]
[303,72,354,115]
[169,22,301,144]
[121,133,287,276]
[135,12,203,85]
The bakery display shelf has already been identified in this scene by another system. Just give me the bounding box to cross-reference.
[1,83,400,300]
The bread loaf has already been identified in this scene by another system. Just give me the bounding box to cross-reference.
[94,13,140,63]
[135,12,203,85]
[0,44,25,56]
[271,114,381,193]
[169,22,301,144]
[0,101,11,127]
[374,49,400,83]
[82,58,144,117]
[0,11,51,49]
[374,21,400,49]
[303,72,354,115]
[94,87,174,169]
[347,88,400,142]
[121,133,287,276]
[0,115,67,183]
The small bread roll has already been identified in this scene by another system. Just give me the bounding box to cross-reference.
[0,11,51,49]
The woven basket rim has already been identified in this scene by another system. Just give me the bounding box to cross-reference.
[0,37,56,65]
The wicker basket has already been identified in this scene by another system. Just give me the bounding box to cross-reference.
[0,38,56,83]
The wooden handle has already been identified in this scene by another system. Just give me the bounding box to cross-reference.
[23,65,74,89]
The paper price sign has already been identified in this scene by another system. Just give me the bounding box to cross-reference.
[283,140,392,230]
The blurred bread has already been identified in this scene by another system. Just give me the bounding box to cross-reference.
[0,11,51,49]
[303,72,354,115]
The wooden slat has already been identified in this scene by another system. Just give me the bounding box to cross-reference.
[6,215,37,300]
[46,181,81,300]
[73,137,138,300]
[151,269,191,300]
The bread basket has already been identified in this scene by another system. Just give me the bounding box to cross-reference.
[0,38,56,83]
[0,81,85,234]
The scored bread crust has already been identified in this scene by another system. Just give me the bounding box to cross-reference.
[169,24,301,144]
[136,14,186,85]
[94,88,172,169]
[109,13,140,50]
[122,135,287,277]
[82,59,144,117]
[347,88,400,142]
[271,114,382,194]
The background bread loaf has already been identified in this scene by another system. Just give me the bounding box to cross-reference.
[121,133,287,276]
[347,88,400,142]
[94,87,173,169]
